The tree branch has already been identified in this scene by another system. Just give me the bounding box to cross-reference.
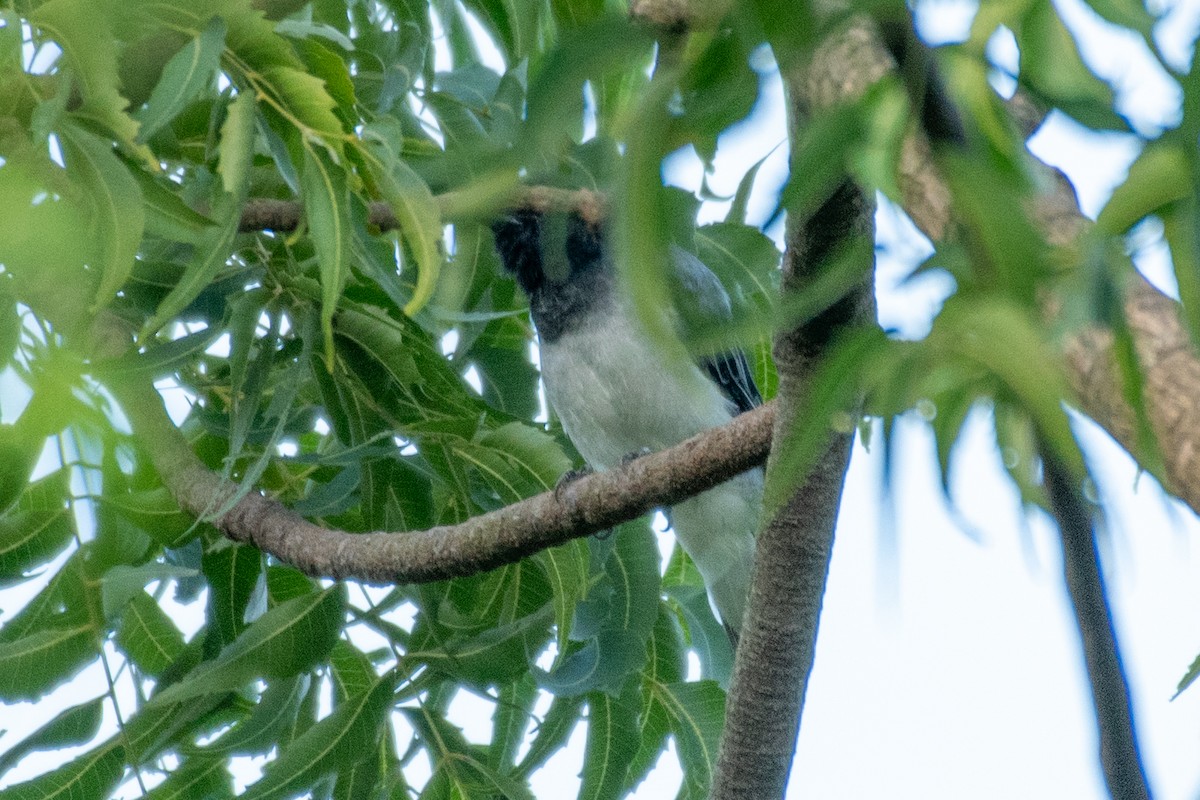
[237,186,605,233]
[712,24,879,790]
[864,16,1159,797]
[108,374,773,585]
[1042,447,1152,800]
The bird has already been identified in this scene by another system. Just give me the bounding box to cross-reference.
[491,208,762,642]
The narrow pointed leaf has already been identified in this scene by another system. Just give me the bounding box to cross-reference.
[131,168,217,245]
[153,586,346,703]
[239,671,398,800]
[136,17,226,143]
[141,756,231,800]
[29,0,139,145]
[654,680,724,799]
[115,591,186,675]
[0,739,124,800]
[138,90,253,336]
[301,143,353,367]
[0,697,104,775]
[0,507,73,584]
[0,625,96,702]
[363,141,443,315]
[58,124,145,310]
[580,681,640,800]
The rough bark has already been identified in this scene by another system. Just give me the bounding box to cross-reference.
[108,374,774,585]
[237,186,605,233]
[712,117,875,800]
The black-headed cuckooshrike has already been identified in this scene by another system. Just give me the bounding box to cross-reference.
[492,210,762,641]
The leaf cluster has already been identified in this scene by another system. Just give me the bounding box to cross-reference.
[0,0,1197,797]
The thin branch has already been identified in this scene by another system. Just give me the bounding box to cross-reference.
[237,186,605,233]
[886,22,1156,797]
[107,375,773,585]
[1041,449,1153,800]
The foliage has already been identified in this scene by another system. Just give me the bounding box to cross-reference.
[0,0,1191,797]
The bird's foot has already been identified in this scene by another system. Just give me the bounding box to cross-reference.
[620,447,653,466]
[554,465,592,501]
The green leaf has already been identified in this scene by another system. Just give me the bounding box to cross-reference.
[414,604,553,690]
[239,671,398,800]
[116,591,186,675]
[488,675,537,772]
[1175,650,1200,698]
[58,123,145,310]
[403,706,536,800]
[100,563,199,618]
[763,328,884,517]
[139,205,240,340]
[294,37,357,122]
[301,143,353,367]
[124,693,231,763]
[524,16,653,158]
[196,675,311,755]
[665,585,733,688]
[141,756,231,800]
[0,739,124,800]
[580,680,641,800]
[471,422,573,497]
[201,542,261,651]
[1097,143,1189,234]
[137,16,226,142]
[0,429,43,518]
[363,140,443,316]
[218,90,258,198]
[0,508,73,584]
[0,698,104,775]
[0,294,21,370]
[512,694,586,780]
[934,298,1082,475]
[140,196,241,340]
[0,625,96,702]
[550,0,605,30]
[328,640,377,703]
[466,0,541,62]
[29,0,140,146]
[623,605,685,793]
[102,487,198,549]
[130,167,218,245]
[0,553,88,645]
[540,523,659,696]
[331,742,383,800]
[260,65,347,153]
[535,539,589,661]
[1082,0,1157,36]
[1160,200,1200,353]
[0,140,97,334]
[652,681,725,799]
[153,585,346,703]
[1014,1,1126,130]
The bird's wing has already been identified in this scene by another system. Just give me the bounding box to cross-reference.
[668,245,762,415]
[701,349,762,415]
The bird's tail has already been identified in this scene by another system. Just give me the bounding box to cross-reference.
[669,470,761,639]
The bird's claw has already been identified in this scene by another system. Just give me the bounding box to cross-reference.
[554,465,593,501]
[620,447,653,466]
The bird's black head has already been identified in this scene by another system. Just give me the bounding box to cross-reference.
[491,209,610,342]
[491,210,604,294]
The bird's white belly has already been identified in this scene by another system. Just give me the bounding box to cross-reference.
[539,320,732,470]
